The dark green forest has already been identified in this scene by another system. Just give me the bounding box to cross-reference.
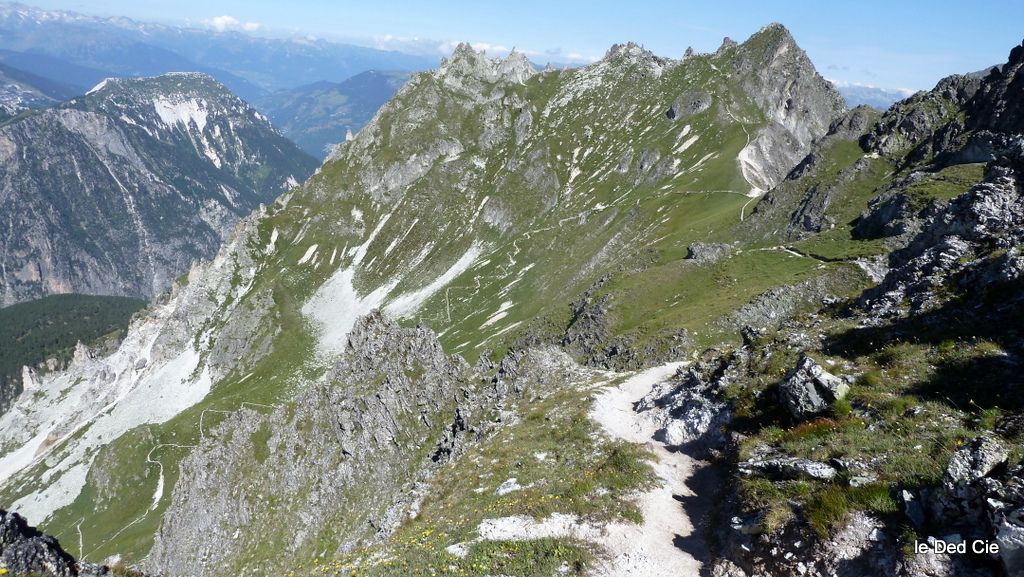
[0,294,146,399]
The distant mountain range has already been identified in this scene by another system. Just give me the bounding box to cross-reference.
[0,1,438,100]
[831,81,917,109]
[255,70,411,158]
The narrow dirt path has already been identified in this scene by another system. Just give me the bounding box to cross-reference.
[464,362,708,576]
[588,361,704,577]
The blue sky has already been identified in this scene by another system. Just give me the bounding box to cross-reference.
[28,0,1024,91]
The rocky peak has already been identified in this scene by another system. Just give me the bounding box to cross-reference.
[437,43,535,86]
[726,23,846,193]
[497,48,534,84]
[601,41,669,71]
[968,38,1024,134]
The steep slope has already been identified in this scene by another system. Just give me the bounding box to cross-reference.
[0,25,845,574]
[0,294,145,417]
[0,73,318,306]
[254,70,411,158]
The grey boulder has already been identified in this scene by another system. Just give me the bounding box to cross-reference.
[778,356,849,420]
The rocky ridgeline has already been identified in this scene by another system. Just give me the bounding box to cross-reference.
[149,312,500,576]
[728,24,847,194]
[696,39,1024,577]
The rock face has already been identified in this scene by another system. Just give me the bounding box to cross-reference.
[863,37,1024,169]
[860,139,1024,316]
[745,105,879,242]
[777,356,849,419]
[862,74,982,162]
[727,24,847,194]
[931,434,1010,527]
[148,312,482,577]
[0,73,318,306]
[0,509,76,577]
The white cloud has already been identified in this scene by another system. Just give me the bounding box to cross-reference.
[206,15,261,32]
[470,42,511,54]
[826,78,917,96]
[364,34,597,64]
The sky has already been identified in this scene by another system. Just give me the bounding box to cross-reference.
[25,0,1024,91]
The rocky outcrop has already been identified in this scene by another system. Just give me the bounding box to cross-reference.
[0,509,146,577]
[860,138,1024,317]
[862,74,982,161]
[863,38,1024,169]
[0,73,317,306]
[777,356,849,420]
[636,348,740,452]
[666,90,713,120]
[856,46,1024,316]
[686,242,734,265]
[149,312,484,577]
[738,455,837,481]
[722,273,848,333]
[0,509,76,577]
[967,39,1024,135]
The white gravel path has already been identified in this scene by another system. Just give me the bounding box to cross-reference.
[467,361,707,576]
[587,361,703,577]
